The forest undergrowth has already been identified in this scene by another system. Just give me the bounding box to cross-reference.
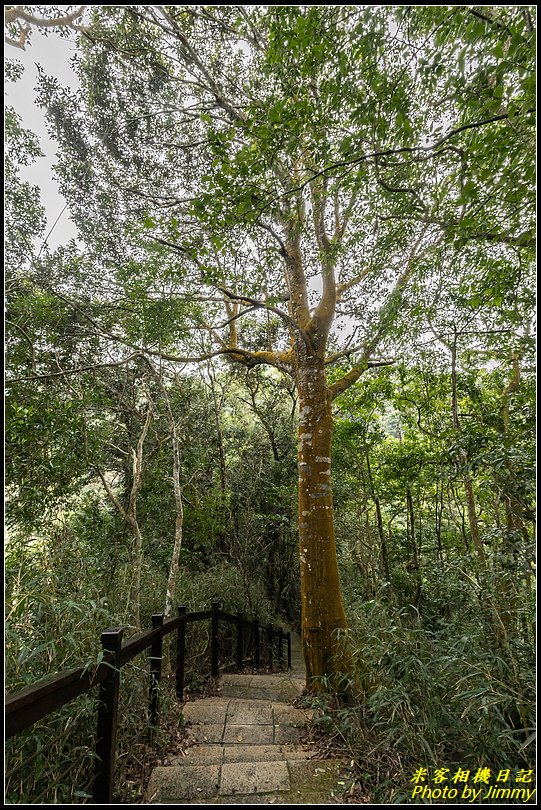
[302,568,535,805]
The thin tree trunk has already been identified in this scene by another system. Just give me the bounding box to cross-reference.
[146,363,186,622]
[128,402,153,629]
[497,353,531,638]
[450,332,486,566]
[435,479,444,562]
[205,364,229,555]
[97,399,152,630]
[406,485,422,609]
[165,434,183,618]
[365,449,390,582]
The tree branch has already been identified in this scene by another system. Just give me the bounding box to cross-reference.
[5,319,37,370]
[4,5,87,49]
[154,5,247,124]
[258,108,535,212]
[336,268,372,302]
[216,284,311,348]
[5,352,143,384]
[329,228,441,399]
[308,177,337,346]
[96,467,128,523]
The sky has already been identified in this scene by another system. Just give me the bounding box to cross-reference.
[5,26,80,247]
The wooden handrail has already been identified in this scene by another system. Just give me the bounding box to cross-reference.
[6,657,114,738]
[185,608,213,623]
[5,603,292,803]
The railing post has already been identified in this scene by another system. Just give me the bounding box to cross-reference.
[94,627,123,805]
[287,631,292,670]
[176,605,187,700]
[236,612,244,671]
[211,600,220,678]
[254,619,261,670]
[267,624,274,669]
[278,628,284,670]
[149,613,164,729]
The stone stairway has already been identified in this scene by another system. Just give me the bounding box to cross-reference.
[145,634,353,804]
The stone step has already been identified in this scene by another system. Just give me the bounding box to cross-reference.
[145,759,352,803]
[187,721,305,745]
[168,744,313,765]
[184,698,312,727]
[182,694,312,747]
[219,677,305,702]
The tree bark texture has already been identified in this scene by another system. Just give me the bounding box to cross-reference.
[296,352,350,687]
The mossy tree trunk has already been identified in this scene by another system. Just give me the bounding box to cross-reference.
[296,352,349,685]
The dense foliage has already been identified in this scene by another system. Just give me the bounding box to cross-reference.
[5,5,535,804]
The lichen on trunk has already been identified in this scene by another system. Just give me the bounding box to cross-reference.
[296,352,351,689]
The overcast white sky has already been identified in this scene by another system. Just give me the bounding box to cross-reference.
[5,27,80,247]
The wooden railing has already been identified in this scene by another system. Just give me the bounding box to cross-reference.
[5,601,292,803]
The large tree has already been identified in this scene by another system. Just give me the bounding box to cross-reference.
[36,5,535,686]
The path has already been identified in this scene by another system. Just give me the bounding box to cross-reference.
[145,633,353,803]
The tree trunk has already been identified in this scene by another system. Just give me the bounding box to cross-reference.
[462,472,485,563]
[98,398,152,631]
[435,479,444,562]
[128,503,143,631]
[205,365,229,556]
[296,353,350,688]
[449,332,486,566]
[165,434,183,619]
[496,352,532,638]
[98,463,145,631]
[365,449,390,582]
[406,485,422,610]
